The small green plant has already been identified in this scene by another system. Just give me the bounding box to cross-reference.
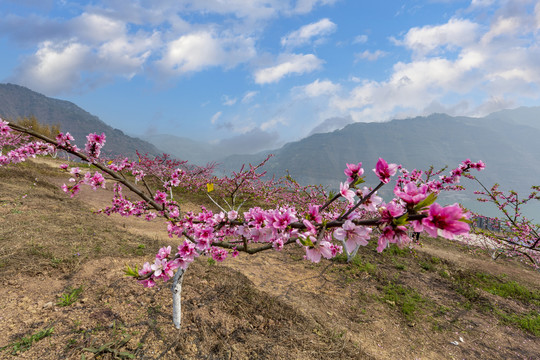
[82,334,135,359]
[384,244,411,257]
[0,327,54,355]
[50,257,63,267]
[392,258,407,270]
[381,282,425,320]
[419,260,434,271]
[438,269,450,278]
[57,285,84,306]
[207,258,216,266]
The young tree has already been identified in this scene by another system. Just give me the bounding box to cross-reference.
[1,119,490,329]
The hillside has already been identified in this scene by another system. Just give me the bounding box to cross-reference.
[0,158,539,359]
[0,83,160,158]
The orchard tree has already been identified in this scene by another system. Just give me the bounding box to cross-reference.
[1,119,503,329]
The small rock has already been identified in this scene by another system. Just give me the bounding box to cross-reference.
[459,336,464,343]
[43,302,54,309]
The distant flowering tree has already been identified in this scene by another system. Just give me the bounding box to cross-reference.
[468,178,540,267]
[1,118,496,329]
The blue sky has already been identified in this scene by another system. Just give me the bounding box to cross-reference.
[1,0,539,155]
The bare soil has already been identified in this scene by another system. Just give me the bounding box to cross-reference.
[1,159,539,359]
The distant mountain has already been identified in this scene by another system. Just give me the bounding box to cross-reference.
[218,108,540,219]
[144,134,215,165]
[0,83,160,158]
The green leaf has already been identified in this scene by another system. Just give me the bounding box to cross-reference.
[393,213,409,226]
[353,177,366,187]
[459,218,473,223]
[298,236,314,247]
[413,193,438,211]
[123,264,139,277]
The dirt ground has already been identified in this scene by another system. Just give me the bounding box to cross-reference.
[0,159,539,359]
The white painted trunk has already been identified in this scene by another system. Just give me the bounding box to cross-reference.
[171,268,186,329]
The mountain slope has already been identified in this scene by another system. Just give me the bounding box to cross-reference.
[0,83,160,158]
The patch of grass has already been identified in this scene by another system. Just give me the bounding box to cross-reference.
[332,254,376,282]
[0,327,54,355]
[384,244,411,257]
[419,261,434,271]
[472,273,540,305]
[497,310,540,336]
[392,259,407,271]
[380,282,426,320]
[57,285,84,307]
[438,269,450,278]
[207,258,216,266]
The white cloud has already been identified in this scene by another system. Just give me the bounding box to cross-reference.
[158,31,255,75]
[222,95,237,106]
[355,49,387,61]
[294,78,340,97]
[241,91,258,103]
[470,0,496,8]
[353,34,368,44]
[330,6,540,124]
[482,16,521,43]
[211,111,223,124]
[293,0,338,14]
[281,18,337,48]
[254,53,324,84]
[13,40,91,94]
[74,12,126,43]
[397,18,480,56]
[261,116,287,130]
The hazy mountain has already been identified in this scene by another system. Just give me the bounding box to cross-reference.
[218,109,540,219]
[145,134,215,165]
[0,83,160,158]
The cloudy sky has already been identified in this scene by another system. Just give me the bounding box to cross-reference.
[1,0,539,154]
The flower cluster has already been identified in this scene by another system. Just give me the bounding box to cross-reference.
[85,133,106,159]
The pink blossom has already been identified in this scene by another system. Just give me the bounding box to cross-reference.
[344,162,364,183]
[156,246,172,260]
[85,171,106,190]
[305,240,333,263]
[61,183,81,198]
[211,247,228,262]
[377,225,410,252]
[273,238,284,251]
[227,210,238,221]
[307,204,322,223]
[340,182,355,205]
[333,220,372,252]
[357,187,383,212]
[374,158,397,184]
[138,278,156,288]
[394,182,428,206]
[0,120,10,136]
[138,262,153,276]
[154,190,167,204]
[177,240,198,261]
[379,201,405,223]
[85,133,106,158]
[422,203,470,239]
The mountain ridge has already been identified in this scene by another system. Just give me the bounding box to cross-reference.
[0,83,160,158]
